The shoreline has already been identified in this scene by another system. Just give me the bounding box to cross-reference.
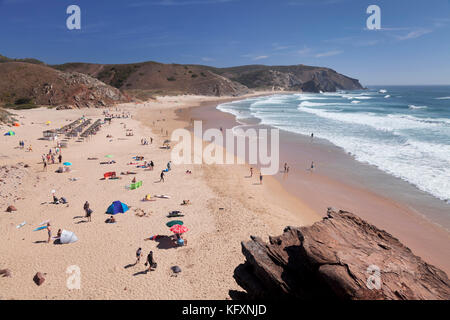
[185,96,450,274]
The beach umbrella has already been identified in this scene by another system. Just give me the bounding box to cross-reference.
[46,121,51,126]
[13,122,20,127]
[51,189,56,194]
[63,162,72,166]
[4,131,15,136]
[105,155,114,158]
[170,224,189,234]
[166,220,184,228]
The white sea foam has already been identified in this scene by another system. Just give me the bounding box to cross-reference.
[408,105,428,109]
[436,96,450,100]
[298,101,344,107]
[384,95,391,98]
[351,100,361,104]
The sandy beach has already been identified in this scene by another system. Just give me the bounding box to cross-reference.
[1,92,449,300]
[0,93,319,300]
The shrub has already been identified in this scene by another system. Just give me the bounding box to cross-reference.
[167,77,176,81]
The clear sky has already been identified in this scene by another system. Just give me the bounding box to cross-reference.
[0,0,449,85]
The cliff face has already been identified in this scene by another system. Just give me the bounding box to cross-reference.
[232,209,450,300]
[55,62,363,97]
[212,64,363,92]
[0,62,129,109]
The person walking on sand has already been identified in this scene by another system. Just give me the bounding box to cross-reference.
[58,154,62,164]
[160,170,165,182]
[259,172,263,185]
[310,161,315,172]
[47,222,52,243]
[250,167,253,177]
[43,160,47,171]
[145,251,157,272]
[284,163,288,173]
[136,248,142,264]
[83,201,92,222]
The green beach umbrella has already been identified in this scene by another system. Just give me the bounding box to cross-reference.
[166,220,184,228]
[105,155,114,158]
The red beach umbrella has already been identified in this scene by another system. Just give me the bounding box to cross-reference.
[170,224,189,234]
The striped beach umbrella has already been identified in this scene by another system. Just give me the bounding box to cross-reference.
[170,224,189,234]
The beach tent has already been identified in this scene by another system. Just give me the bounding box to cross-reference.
[13,122,20,127]
[60,230,78,244]
[106,201,129,215]
[4,131,15,136]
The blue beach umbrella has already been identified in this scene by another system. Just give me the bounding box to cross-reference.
[63,162,72,166]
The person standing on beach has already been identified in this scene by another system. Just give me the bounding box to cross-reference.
[145,251,157,272]
[83,201,92,222]
[284,163,288,173]
[47,222,52,243]
[310,161,315,172]
[136,248,142,264]
[43,160,47,171]
[250,167,253,177]
[259,173,263,185]
[160,170,165,182]
[58,154,62,164]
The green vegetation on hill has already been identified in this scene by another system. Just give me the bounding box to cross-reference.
[97,64,142,88]
[0,54,44,65]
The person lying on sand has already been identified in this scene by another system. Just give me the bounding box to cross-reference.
[181,200,191,205]
[185,170,192,174]
[105,216,116,223]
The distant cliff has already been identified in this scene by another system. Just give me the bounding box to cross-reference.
[232,208,450,300]
[209,64,363,92]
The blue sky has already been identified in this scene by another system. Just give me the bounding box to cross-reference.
[0,0,449,85]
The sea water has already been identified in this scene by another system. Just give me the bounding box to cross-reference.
[217,86,450,204]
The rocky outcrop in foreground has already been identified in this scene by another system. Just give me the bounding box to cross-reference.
[232,209,450,300]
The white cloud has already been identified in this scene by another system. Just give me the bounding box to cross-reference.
[253,55,269,61]
[314,50,343,58]
[396,28,432,41]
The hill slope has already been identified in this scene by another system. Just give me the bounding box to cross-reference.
[54,62,250,99]
[55,61,363,97]
[0,62,129,110]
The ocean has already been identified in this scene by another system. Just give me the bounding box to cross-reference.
[217,86,450,204]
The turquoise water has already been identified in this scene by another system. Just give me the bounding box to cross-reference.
[217,86,450,203]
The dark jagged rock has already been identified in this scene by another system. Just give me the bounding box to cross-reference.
[33,272,45,286]
[232,208,450,300]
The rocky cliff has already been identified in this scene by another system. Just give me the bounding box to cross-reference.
[0,62,129,109]
[232,208,450,300]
